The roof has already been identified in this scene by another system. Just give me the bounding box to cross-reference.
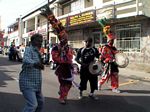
[22,0,57,19]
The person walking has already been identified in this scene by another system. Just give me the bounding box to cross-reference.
[19,33,44,112]
[75,37,100,100]
[51,38,74,104]
[98,29,120,93]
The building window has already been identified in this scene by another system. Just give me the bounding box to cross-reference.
[115,23,141,52]
[23,22,25,28]
[62,3,71,15]
[37,18,40,27]
[84,0,93,8]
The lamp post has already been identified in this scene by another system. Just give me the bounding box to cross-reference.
[46,0,50,65]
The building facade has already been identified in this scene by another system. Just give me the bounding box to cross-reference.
[6,0,150,64]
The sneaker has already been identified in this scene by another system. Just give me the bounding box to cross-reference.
[59,99,66,104]
[89,93,99,100]
[78,91,83,99]
[98,84,102,91]
[112,89,120,93]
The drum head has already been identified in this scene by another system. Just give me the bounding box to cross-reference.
[115,53,129,68]
[89,61,103,75]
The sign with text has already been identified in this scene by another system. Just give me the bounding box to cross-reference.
[59,18,67,27]
[68,11,96,26]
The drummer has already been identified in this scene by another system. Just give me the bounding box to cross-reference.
[98,30,120,93]
[75,37,100,100]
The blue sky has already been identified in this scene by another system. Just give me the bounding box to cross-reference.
[0,0,47,29]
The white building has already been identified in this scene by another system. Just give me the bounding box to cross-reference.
[6,0,150,64]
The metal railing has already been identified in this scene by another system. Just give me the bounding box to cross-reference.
[116,39,140,52]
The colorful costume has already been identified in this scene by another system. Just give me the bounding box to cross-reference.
[40,4,74,103]
[51,44,74,103]
[99,44,119,90]
[97,21,120,93]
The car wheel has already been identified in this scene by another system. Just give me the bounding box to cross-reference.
[50,62,54,70]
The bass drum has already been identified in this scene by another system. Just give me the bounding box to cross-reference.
[89,61,103,76]
[115,53,129,68]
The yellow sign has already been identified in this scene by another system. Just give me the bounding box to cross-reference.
[59,18,67,26]
[68,11,95,26]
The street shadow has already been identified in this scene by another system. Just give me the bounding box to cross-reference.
[0,70,17,73]
[0,91,149,112]
[0,56,22,66]
[44,95,149,112]
[0,71,14,87]
[0,92,24,112]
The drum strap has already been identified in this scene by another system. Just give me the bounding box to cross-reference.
[81,47,96,56]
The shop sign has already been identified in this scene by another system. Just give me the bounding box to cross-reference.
[68,10,96,26]
[96,7,114,20]
[37,28,47,39]
[37,28,46,33]
[59,18,67,27]
[28,31,36,37]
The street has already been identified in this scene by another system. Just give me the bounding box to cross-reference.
[0,55,150,112]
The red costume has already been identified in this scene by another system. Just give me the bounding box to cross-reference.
[98,25,120,93]
[51,44,74,103]
[99,44,119,89]
[40,4,74,103]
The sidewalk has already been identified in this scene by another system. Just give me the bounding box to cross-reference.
[119,67,150,82]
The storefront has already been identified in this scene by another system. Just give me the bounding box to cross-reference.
[59,10,99,48]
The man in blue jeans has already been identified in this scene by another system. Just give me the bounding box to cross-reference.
[19,33,44,112]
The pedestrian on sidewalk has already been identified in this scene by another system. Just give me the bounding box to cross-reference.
[75,37,100,100]
[51,38,74,104]
[98,27,120,93]
[19,33,45,112]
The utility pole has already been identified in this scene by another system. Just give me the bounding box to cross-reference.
[46,0,50,64]
[40,0,56,64]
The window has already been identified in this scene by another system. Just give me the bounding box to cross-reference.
[85,0,93,8]
[115,23,141,52]
[23,22,25,28]
[62,4,71,15]
[37,18,40,27]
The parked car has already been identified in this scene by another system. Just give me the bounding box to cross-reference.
[0,47,2,54]
[16,46,25,61]
[50,60,57,70]
[50,54,57,70]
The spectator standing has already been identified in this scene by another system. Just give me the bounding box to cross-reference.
[19,33,44,112]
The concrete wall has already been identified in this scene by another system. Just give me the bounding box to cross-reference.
[142,0,150,17]
[127,19,150,64]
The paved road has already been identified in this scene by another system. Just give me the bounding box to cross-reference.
[0,54,150,112]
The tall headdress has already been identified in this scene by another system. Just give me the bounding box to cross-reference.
[40,3,68,46]
[97,18,116,41]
